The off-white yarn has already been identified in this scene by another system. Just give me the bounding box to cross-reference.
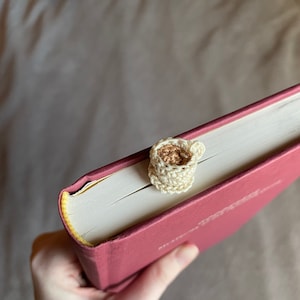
[148,138,205,194]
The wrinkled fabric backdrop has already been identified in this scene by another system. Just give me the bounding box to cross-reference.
[1,1,300,299]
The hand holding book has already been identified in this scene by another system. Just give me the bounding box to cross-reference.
[30,230,199,300]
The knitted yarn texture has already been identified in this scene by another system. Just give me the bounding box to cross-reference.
[148,138,205,194]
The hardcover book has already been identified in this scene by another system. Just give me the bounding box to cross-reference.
[58,85,300,292]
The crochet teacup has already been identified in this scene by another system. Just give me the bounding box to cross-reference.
[148,138,205,194]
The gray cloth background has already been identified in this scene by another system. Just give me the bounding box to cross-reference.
[1,1,300,299]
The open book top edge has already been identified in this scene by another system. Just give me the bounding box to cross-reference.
[59,84,300,246]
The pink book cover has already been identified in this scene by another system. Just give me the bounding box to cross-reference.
[58,85,300,292]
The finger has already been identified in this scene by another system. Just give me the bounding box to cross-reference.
[31,230,70,259]
[30,230,81,287]
[119,243,199,300]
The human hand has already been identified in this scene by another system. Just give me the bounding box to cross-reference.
[30,230,199,300]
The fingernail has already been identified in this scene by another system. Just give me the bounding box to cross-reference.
[175,243,199,267]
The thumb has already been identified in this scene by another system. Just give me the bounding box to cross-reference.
[120,243,199,300]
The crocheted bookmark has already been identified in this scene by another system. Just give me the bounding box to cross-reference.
[148,138,205,194]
